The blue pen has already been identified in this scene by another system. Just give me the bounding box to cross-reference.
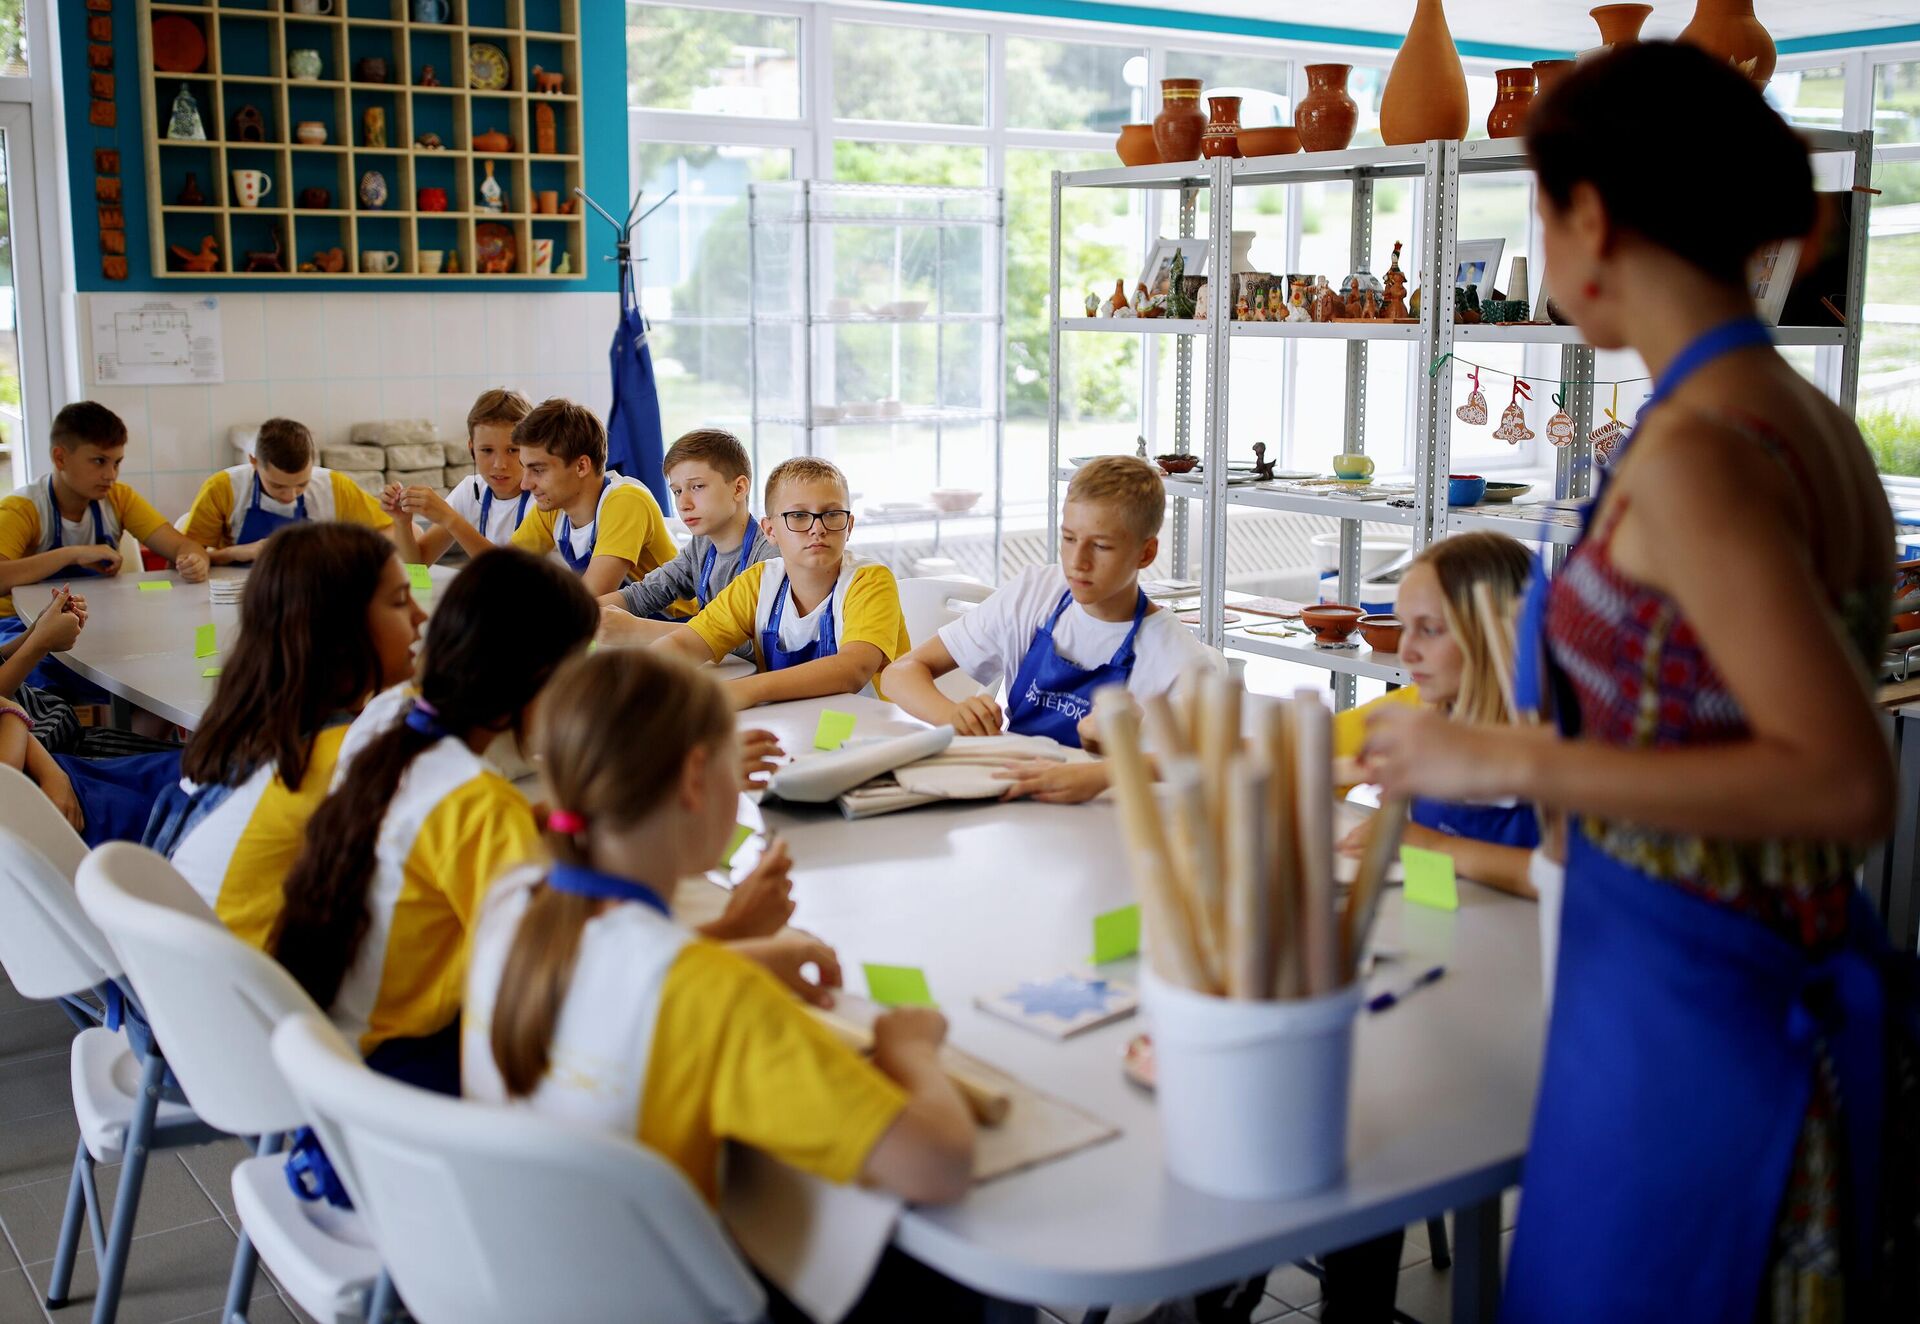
[1367,964,1446,1014]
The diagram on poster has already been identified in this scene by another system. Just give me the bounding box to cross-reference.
[90,295,224,384]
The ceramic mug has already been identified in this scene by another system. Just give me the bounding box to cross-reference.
[417,249,445,274]
[287,48,322,81]
[533,238,553,275]
[535,189,559,214]
[413,0,451,20]
[290,0,333,12]
[229,169,272,209]
[1332,452,1374,479]
[360,249,400,273]
[416,186,448,212]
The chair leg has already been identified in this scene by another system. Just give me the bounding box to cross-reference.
[220,1133,283,1324]
[89,1050,167,1324]
[82,1155,106,1262]
[1427,1214,1452,1271]
[46,1138,90,1307]
[366,1270,398,1324]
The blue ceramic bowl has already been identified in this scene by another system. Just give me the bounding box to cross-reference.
[1448,474,1487,507]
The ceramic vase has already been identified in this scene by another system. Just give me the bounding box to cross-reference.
[1201,95,1243,159]
[1590,3,1653,46]
[1679,0,1776,86]
[1154,79,1206,162]
[1531,59,1575,109]
[1294,64,1358,152]
[295,120,327,145]
[1115,123,1159,167]
[287,48,322,81]
[1379,0,1469,146]
[1486,67,1535,139]
[358,169,387,210]
[1229,230,1257,274]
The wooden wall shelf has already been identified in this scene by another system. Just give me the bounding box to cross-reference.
[137,0,586,279]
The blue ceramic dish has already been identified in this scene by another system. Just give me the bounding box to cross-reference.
[1448,474,1487,506]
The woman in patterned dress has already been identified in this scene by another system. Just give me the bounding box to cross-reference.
[1360,44,1916,1323]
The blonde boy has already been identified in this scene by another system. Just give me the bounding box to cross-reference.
[597,428,775,649]
[184,417,394,564]
[883,455,1220,792]
[384,387,533,563]
[509,398,676,596]
[656,457,909,708]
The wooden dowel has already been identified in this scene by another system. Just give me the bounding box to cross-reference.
[1224,757,1271,999]
[1341,795,1408,981]
[1292,690,1338,997]
[1264,700,1301,999]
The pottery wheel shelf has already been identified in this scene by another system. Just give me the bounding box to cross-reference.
[138,0,585,280]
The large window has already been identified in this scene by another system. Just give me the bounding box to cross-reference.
[1863,56,1920,478]
[628,4,801,118]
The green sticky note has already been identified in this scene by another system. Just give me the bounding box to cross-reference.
[201,666,223,678]
[721,824,754,867]
[814,709,856,751]
[194,623,217,658]
[1092,903,1142,964]
[863,964,935,1007]
[407,563,434,592]
[1401,845,1460,912]
[137,580,172,592]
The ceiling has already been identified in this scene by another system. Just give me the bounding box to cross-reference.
[1094,1,1918,54]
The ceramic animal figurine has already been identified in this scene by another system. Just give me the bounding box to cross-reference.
[169,236,219,272]
[419,64,441,87]
[311,246,346,273]
[363,105,386,148]
[1310,275,1338,322]
[555,251,572,275]
[531,65,565,94]
[166,84,206,140]
[414,132,446,151]
[1100,278,1126,318]
[1251,441,1278,482]
[1381,242,1411,319]
[1086,291,1100,317]
[1235,292,1251,322]
[176,172,205,205]
[243,228,285,273]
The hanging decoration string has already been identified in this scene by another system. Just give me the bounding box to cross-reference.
[1427,351,1652,390]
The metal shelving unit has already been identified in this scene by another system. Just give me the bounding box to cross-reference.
[749,181,1007,578]
[1047,129,1873,707]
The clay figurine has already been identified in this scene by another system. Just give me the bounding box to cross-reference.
[363,105,386,148]
[414,132,446,151]
[531,65,565,94]
[555,251,572,275]
[534,103,556,155]
[1100,278,1126,318]
[418,64,440,87]
[311,246,346,273]
[1085,291,1100,318]
[1310,275,1338,322]
[445,251,461,274]
[166,83,206,140]
[243,227,286,274]
[1287,286,1311,322]
[169,236,220,272]
[478,160,505,213]
[1235,291,1250,322]
[228,104,266,143]
[1251,441,1278,482]
[1380,242,1411,320]
[176,172,206,205]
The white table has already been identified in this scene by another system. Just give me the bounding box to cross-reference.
[742,694,1540,1321]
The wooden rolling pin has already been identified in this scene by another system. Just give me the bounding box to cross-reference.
[810,1006,1012,1127]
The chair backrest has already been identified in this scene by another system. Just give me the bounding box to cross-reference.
[896,575,993,701]
[75,842,319,1135]
[271,1013,767,1324]
[0,766,119,998]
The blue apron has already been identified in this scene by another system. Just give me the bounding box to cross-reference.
[1502,316,1916,1319]
[1410,796,1539,849]
[44,477,111,578]
[760,573,838,671]
[1005,590,1146,748]
[699,518,757,610]
[556,477,610,574]
[477,484,530,543]
[0,480,116,700]
[55,750,185,849]
[235,472,308,545]
[606,265,670,510]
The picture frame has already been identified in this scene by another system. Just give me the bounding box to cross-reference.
[1748,236,1801,325]
[1140,238,1210,302]
[1453,239,1506,296]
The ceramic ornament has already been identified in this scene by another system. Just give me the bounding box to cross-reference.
[1545,389,1577,448]
[1493,380,1535,444]
[1456,366,1488,426]
[1590,384,1630,466]
[166,84,206,140]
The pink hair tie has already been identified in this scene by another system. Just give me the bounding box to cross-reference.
[546,808,587,834]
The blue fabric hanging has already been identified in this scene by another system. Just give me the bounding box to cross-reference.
[606,263,669,509]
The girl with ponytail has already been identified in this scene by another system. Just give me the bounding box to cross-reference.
[464,647,975,1236]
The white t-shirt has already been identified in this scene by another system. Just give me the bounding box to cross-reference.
[939,564,1223,704]
[444,475,531,546]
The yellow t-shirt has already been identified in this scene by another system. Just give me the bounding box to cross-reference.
[183,463,392,552]
[166,724,352,949]
[686,558,910,678]
[510,474,676,582]
[463,867,909,1206]
[0,480,169,616]
[1332,685,1423,761]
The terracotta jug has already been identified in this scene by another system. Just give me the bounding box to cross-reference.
[1201,96,1243,158]
[1590,3,1653,46]
[1486,67,1534,139]
[1294,64,1358,153]
[1154,79,1206,162]
[1531,59,1575,104]
[1380,0,1469,146]
[1115,123,1159,167]
[1680,0,1776,86]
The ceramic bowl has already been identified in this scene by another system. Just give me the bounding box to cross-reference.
[930,487,982,513]
[1481,481,1531,503]
[1448,474,1487,506]
[1157,454,1200,474]
[1357,613,1403,654]
[842,401,881,418]
[883,300,929,319]
[1236,126,1301,157]
[1301,603,1363,643]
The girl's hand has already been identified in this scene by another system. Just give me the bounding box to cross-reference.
[738,728,784,789]
[946,694,1004,738]
[714,837,795,938]
[28,591,83,652]
[994,758,1110,804]
[380,482,408,513]
[731,934,842,1008]
[35,762,85,834]
[61,591,88,626]
[1361,704,1527,803]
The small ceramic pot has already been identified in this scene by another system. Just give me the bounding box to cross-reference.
[287,48,322,81]
[1201,95,1243,159]
[1156,454,1200,475]
[1294,64,1358,152]
[536,189,560,214]
[1590,3,1654,46]
[1486,67,1535,139]
[1301,604,1363,644]
[1447,474,1488,506]
[297,186,331,209]
[295,120,328,145]
[354,56,389,84]
[1235,126,1300,157]
[417,249,446,274]
[417,186,448,212]
[1115,124,1159,167]
[1356,614,1404,654]
[1153,79,1206,162]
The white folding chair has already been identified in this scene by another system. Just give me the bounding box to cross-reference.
[895,575,993,701]
[271,1012,768,1324]
[75,843,383,1324]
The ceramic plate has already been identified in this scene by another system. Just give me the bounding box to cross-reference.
[153,16,208,74]
[1481,481,1531,503]
[468,42,510,91]
[475,222,516,273]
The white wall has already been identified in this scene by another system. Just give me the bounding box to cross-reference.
[72,291,622,520]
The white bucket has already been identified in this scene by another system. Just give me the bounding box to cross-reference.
[1529,850,1564,1014]
[1142,971,1363,1201]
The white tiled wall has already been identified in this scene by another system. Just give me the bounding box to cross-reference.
[74,291,621,521]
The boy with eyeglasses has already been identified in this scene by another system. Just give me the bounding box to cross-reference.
[655,457,909,708]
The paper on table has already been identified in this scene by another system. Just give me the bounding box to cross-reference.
[137,581,172,592]
[201,666,222,678]
[863,963,934,1007]
[194,623,216,658]
[722,1147,902,1324]
[1092,903,1141,964]
[407,563,434,592]
[721,824,754,867]
[1402,845,1459,911]
[815,710,857,751]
